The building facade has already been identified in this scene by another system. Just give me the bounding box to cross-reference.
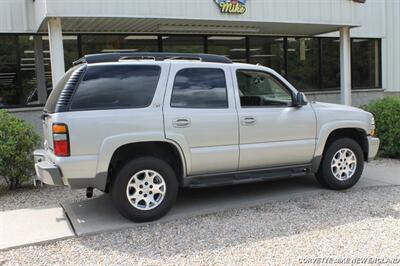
[0,0,398,124]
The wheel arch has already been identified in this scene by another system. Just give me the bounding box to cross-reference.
[96,139,187,192]
[312,125,369,172]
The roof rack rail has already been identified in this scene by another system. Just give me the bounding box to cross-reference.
[73,52,232,65]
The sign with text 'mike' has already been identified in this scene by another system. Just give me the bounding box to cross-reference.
[215,0,247,15]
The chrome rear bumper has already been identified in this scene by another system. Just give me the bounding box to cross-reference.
[33,149,64,186]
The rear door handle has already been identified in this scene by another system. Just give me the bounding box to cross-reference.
[241,116,256,126]
[173,118,191,128]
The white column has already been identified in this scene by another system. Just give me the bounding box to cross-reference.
[48,17,65,87]
[340,27,352,106]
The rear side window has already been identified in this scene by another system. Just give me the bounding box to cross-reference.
[171,68,228,108]
[70,65,161,110]
[44,65,80,113]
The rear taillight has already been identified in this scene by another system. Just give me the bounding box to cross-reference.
[52,123,70,157]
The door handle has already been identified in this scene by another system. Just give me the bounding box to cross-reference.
[173,118,191,128]
[241,116,256,126]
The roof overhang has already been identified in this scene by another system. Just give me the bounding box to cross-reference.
[37,16,359,36]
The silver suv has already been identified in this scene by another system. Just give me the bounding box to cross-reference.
[34,53,380,222]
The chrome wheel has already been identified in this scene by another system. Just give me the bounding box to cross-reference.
[126,170,166,211]
[331,148,357,181]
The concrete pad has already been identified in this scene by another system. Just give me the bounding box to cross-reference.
[363,163,400,185]
[63,169,396,236]
[0,207,74,250]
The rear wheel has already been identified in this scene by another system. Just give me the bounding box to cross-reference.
[316,138,364,190]
[111,157,178,222]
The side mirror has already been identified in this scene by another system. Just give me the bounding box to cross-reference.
[294,92,307,107]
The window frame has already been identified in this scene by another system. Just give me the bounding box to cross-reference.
[170,67,229,109]
[235,69,296,109]
[68,64,162,112]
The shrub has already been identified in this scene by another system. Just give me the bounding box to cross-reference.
[0,110,40,189]
[362,96,400,159]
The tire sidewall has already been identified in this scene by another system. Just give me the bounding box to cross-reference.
[111,157,178,222]
[319,138,364,190]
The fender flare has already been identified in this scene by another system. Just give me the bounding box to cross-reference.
[312,121,369,172]
[94,133,188,190]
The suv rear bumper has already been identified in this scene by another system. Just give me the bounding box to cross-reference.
[367,136,380,161]
[34,149,64,186]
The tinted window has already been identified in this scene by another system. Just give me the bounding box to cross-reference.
[171,68,228,108]
[237,70,293,107]
[45,65,80,113]
[70,65,161,110]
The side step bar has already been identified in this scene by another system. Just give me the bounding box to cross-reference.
[184,165,311,188]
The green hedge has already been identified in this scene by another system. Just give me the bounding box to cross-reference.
[363,96,400,159]
[0,110,40,189]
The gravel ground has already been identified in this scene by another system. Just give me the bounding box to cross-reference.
[1,159,399,265]
[0,182,102,212]
[1,159,398,212]
[1,185,400,265]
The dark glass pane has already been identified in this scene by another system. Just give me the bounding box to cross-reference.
[70,65,160,110]
[171,68,228,108]
[352,39,380,89]
[19,35,37,105]
[42,37,53,89]
[63,36,79,69]
[162,36,204,53]
[207,36,246,63]
[249,37,284,76]
[0,35,18,107]
[321,38,340,90]
[237,70,292,107]
[287,38,319,91]
[81,35,159,55]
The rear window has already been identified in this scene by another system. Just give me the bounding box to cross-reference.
[70,65,161,110]
[44,65,80,113]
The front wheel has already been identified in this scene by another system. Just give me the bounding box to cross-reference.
[316,138,364,190]
[111,157,178,222]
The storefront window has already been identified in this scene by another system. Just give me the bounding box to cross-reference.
[18,36,38,106]
[0,35,18,107]
[352,39,381,89]
[63,36,79,69]
[248,37,284,76]
[81,35,159,55]
[286,37,319,91]
[162,36,204,53]
[207,36,246,63]
[0,34,384,108]
[321,38,340,90]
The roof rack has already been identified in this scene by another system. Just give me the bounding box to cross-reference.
[73,52,232,65]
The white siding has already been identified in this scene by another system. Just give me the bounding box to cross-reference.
[0,0,34,32]
[383,0,400,92]
[321,0,385,38]
[43,0,361,26]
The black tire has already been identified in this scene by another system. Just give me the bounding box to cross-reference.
[316,137,364,190]
[111,157,178,222]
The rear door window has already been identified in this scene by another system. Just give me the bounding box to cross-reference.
[70,65,161,110]
[171,68,228,108]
